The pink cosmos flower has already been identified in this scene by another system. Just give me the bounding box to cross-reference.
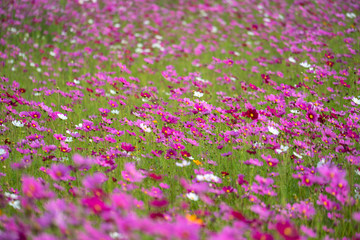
[22,176,53,199]
[121,142,136,152]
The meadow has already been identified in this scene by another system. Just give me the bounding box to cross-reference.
[0,0,360,239]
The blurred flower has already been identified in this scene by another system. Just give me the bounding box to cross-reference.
[4,192,20,210]
[275,219,299,240]
[346,12,356,18]
[140,123,152,133]
[176,160,191,167]
[268,126,279,135]
[194,91,204,98]
[57,113,68,120]
[186,192,199,201]
[288,57,296,63]
[12,120,24,127]
[352,97,360,105]
[275,145,289,154]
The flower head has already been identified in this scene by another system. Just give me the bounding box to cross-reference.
[186,192,199,201]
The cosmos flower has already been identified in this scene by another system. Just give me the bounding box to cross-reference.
[12,120,24,127]
[47,164,72,181]
[299,61,311,68]
[293,152,302,159]
[346,12,356,18]
[121,142,136,152]
[275,145,289,154]
[186,192,199,201]
[22,176,53,199]
[352,97,360,105]
[268,126,279,135]
[288,57,296,63]
[176,160,191,167]
[4,192,21,210]
[0,148,6,156]
[306,109,318,122]
[122,162,146,183]
[193,91,204,98]
[57,113,68,120]
[275,219,299,240]
[140,123,152,132]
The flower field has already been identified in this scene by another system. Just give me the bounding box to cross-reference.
[0,0,360,239]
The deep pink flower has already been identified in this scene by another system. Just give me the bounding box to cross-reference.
[222,186,235,193]
[306,109,318,122]
[82,197,109,214]
[121,142,136,152]
[252,231,274,240]
[82,120,94,132]
[108,100,118,108]
[275,219,300,240]
[53,134,66,141]
[29,111,41,119]
[237,174,248,185]
[60,141,71,153]
[149,198,169,208]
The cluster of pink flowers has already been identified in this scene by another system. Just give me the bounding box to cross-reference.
[0,0,360,239]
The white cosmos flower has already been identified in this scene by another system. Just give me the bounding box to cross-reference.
[317,158,326,168]
[111,110,120,114]
[12,120,24,127]
[139,123,152,133]
[275,145,289,154]
[254,142,263,148]
[197,174,220,183]
[209,174,221,182]
[268,126,279,135]
[186,192,199,201]
[352,97,360,105]
[346,12,356,19]
[0,148,6,155]
[109,232,124,239]
[288,57,296,63]
[290,110,300,114]
[175,160,190,167]
[74,79,80,85]
[9,200,21,209]
[4,192,20,210]
[204,174,213,182]
[293,152,303,159]
[65,137,73,143]
[194,91,204,98]
[110,90,116,95]
[57,113,68,120]
[300,61,311,68]
[211,26,218,33]
[196,175,205,181]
